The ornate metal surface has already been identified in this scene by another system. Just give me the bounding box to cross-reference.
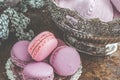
[45,0,120,56]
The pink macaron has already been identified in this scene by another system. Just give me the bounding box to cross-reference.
[54,0,113,22]
[11,40,33,68]
[111,0,120,12]
[50,46,81,76]
[28,31,58,61]
[22,62,54,80]
[42,39,66,63]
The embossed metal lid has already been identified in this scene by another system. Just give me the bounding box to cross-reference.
[45,0,120,56]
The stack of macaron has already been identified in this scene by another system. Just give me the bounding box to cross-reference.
[53,0,120,22]
[6,31,82,80]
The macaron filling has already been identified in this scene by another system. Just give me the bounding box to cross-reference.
[32,34,54,58]
[29,32,54,55]
[11,53,28,68]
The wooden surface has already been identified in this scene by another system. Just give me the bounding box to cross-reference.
[1,9,120,80]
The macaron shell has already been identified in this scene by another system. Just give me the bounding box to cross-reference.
[33,37,58,61]
[23,62,54,80]
[11,53,27,68]
[28,31,58,61]
[11,41,32,61]
[28,31,53,54]
[11,41,32,68]
[111,0,120,12]
[50,46,81,76]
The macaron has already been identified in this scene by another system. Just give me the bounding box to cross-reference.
[50,46,81,76]
[22,62,54,80]
[28,31,58,61]
[111,0,120,12]
[11,40,32,68]
[54,0,113,22]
